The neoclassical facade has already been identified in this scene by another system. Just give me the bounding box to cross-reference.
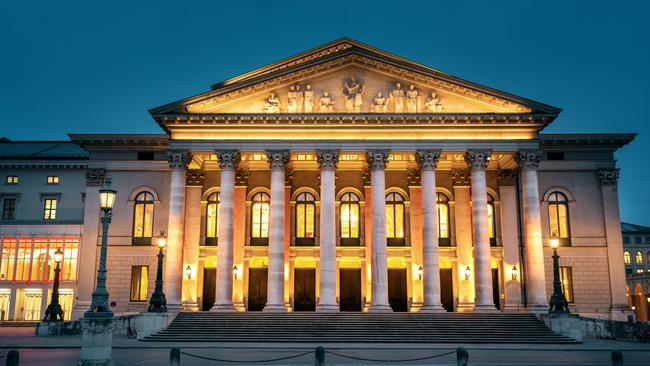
[0,39,635,321]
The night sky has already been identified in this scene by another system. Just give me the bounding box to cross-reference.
[1,1,648,224]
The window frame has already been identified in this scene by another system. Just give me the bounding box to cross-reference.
[5,176,18,185]
[436,192,451,247]
[547,191,571,246]
[385,192,406,247]
[487,193,498,246]
[129,265,149,302]
[43,198,57,220]
[132,191,155,245]
[635,251,643,265]
[2,198,16,220]
[559,266,574,303]
[339,192,361,246]
[205,192,219,246]
[250,192,270,246]
[46,176,59,185]
[624,251,631,265]
[294,192,316,246]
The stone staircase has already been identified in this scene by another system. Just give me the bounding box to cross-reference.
[143,312,579,343]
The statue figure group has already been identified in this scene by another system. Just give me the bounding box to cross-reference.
[286,84,314,113]
[341,76,365,112]
[263,92,281,113]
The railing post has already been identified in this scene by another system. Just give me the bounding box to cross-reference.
[6,350,19,366]
[457,347,468,366]
[170,347,180,366]
[315,346,325,366]
[612,350,623,366]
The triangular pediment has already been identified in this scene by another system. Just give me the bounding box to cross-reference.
[150,38,560,117]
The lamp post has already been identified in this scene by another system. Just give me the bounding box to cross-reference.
[85,178,117,318]
[549,237,570,313]
[148,231,167,312]
[44,248,64,322]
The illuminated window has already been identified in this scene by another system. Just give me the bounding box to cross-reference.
[15,239,32,281]
[637,269,645,273]
[132,192,154,245]
[47,176,59,184]
[244,154,267,161]
[548,192,570,245]
[130,266,148,302]
[340,192,360,246]
[386,192,405,246]
[624,251,631,265]
[5,176,18,184]
[0,239,16,280]
[31,239,48,281]
[61,238,79,281]
[43,198,57,220]
[559,267,574,303]
[250,192,270,245]
[388,154,413,161]
[205,192,219,245]
[294,154,315,161]
[339,154,361,161]
[295,192,315,246]
[636,251,643,265]
[487,194,497,246]
[2,198,16,220]
[647,251,650,264]
[437,193,451,246]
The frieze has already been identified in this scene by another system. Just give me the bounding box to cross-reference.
[451,169,471,186]
[598,168,619,186]
[166,150,192,169]
[416,150,441,170]
[464,150,491,170]
[316,150,340,171]
[85,168,105,187]
[516,150,543,170]
[497,169,517,186]
[215,150,241,170]
[365,150,390,171]
[185,169,204,186]
[266,150,290,170]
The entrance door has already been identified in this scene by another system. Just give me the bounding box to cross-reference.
[294,269,316,311]
[202,268,216,311]
[492,268,501,310]
[440,268,454,312]
[248,268,268,311]
[388,269,408,312]
[339,269,361,311]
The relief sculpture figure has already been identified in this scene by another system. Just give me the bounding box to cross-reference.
[287,85,300,113]
[406,84,419,113]
[303,84,314,113]
[341,76,365,112]
[424,92,443,112]
[371,92,388,113]
[389,82,405,113]
[264,92,281,113]
[319,91,335,112]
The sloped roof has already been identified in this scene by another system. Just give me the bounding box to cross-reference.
[0,141,89,159]
[621,222,650,233]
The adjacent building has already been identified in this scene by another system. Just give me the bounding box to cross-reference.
[622,222,650,322]
[0,39,636,322]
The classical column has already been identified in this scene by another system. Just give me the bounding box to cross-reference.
[599,169,633,321]
[211,150,240,311]
[497,169,523,312]
[465,150,497,312]
[366,150,392,312]
[316,150,339,312]
[166,150,192,310]
[72,169,104,320]
[416,150,446,312]
[453,169,475,312]
[516,150,547,312]
[183,170,204,311]
[264,150,290,312]
[233,169,249,310]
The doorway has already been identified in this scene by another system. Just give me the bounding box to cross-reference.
[202,268,216,311]
[440,268,454,312]
[492,268,501,310]
[248,268,268,311]
[294,269,316,311]
[339,269,362,311]
[388,269,408,312]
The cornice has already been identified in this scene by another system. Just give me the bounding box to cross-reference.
[0,161,87,169]
[540,133,636,151]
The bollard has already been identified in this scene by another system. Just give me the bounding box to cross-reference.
[314,346,325,366]
[611,350,623,366]
[170,347,180,366]
[456,347,469,366]
[6,350,19,366]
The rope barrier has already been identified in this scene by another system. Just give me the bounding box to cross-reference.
[324,349,456,363]
[179,349,314,363]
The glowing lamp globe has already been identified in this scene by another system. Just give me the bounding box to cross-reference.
[98,179,117,210]
[53,248,64,264]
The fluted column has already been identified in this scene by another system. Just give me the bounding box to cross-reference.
[416,150,446,312]
[465,150,497,312]
[516,150,547,311]
[166,150,192,310]
[264,150,290,312]
[316,150,339,312]
[366,150,392,312]
[211,150,240,311]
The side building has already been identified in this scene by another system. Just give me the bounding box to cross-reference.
[622,222,650,323]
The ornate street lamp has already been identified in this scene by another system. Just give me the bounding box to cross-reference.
[511,265,518,281]
[85,179,117,318]
[549,237,570,313]
[148,231,167,312]
[44,248,64,322]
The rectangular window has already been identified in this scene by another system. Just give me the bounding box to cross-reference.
[46,176,59,184]
[2,198,16,220]
[294,154,315,161]
[0,239,17,280]
[559,267,574,303]
[15,238,32,281]
[43,199,57,220]
[130,266,149,302]
[339,154,361,161]
[340,204,359,238]
[646,236,650,244]
[623,236,630,244]
[31,239,48,281]
[5,176,18,184]
[61,238,79,281]
[635,236,642,244]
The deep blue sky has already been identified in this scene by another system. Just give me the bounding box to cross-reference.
[1,1,649,224]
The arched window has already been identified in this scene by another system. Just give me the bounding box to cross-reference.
[295,192,316,246]
[487,194,498,246]
[437,193,451,246]
[340,192,360,246]
[548,192,571,246]
[386,192,405,246]
[205,192,219,245]
[624,251,631,265]
[250,192,270,246]
[133,192,154,245]
[636,251,643,265]
[647,251,650,265]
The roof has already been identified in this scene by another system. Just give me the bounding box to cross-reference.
[540,133,636,151]
[621,222,650,234]
[0,141,89,159]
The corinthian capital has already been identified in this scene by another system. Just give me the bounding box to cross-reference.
[85,168,105,187]
[516,150,543,170]
[167,150,192,169]
[215,150,241,170]
[266,150,290,170]
[316,150,339,171]
[365,150,390,171]
[416,149,441,170]
[464,150,491,170]
[598,168,619,186]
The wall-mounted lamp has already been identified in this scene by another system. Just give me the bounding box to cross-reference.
[464,266,471,280]
[417,266,423,280]
[233,265,238,279]
[511,265,518,281]
[185,265,192,280]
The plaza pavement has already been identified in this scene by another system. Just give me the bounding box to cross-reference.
[0,327,649,365]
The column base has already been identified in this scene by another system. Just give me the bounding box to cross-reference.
[456,302,475,313]
[502,303,526,313]
[473,304,500,313]
[420,304,447,313]
[263,304,289,312]
[527,303,550,314]
[182,301,199,312]
[316,303,339,312]
[210,303,237,312]
[233,301,246,312]
[367,303,393,313]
